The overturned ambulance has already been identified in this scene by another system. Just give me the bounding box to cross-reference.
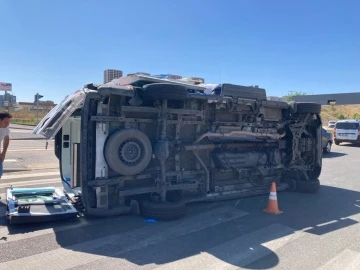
[33,75,322,220]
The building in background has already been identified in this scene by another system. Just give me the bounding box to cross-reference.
[292,92,360,105]
[0,82,15,108]
[14,101,57,112]
[104,69,123,83]
[0,92,16,107]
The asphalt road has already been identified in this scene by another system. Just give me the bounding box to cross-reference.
[10,124,35,130]
[9,123,46,140]
[0,140,359,269]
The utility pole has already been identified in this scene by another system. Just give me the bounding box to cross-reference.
[35,93,43,124]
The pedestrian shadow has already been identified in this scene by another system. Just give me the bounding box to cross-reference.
[2,184,360,269]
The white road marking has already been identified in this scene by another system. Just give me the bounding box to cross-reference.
[317,249,360,270]
[7,149,54,152]
[140,206,249,246]
[4,159,17,162]
[0,206,249,270]
[0,213,90,242]
[0,178,60,188]
[2,171,59,180]
[155,223,304,270]
[317,220,338,227]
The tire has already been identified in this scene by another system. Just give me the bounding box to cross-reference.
[142,83,189,101]
[308,166,322,180]
[335,140,340,145]
[104,129,152,176]
[140,199,187,221]
[295,102,321,114]
[295,179,320,193]
[323,141,331,153]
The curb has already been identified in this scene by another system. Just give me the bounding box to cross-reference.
[3,168,31,173]
[10,124,36,127]
[11,137,46,141]
[10,127,35,130]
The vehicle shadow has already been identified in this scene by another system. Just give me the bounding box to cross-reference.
[0,201,7,227]
[2,183,360,269]
[339,143,360,148]
[322,152,347,158]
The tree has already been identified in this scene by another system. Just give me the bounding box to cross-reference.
[284,91,307,103]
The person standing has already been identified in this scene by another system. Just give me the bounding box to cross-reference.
[0,112,12,179]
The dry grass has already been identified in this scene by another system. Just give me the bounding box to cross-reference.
[10,111,49,126]
[321,105,360,124]
[321,105,360,137]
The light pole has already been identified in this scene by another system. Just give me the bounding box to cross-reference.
[35,93,43,124]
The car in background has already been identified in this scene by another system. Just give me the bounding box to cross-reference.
[328,120,337,128]
[322,127,333,153]
[334,119,360,145]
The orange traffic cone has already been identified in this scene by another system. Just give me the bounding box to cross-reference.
[263,182,283,215]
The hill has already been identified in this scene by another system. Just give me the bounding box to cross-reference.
[321,105,360,124]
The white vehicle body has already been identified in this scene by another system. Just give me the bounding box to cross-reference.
[328,120,337,127]
[334,119,360,145]
[33,75,323,220]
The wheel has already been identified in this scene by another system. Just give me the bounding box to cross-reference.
[295,179,320,193]
[140,199,187,221]
[295,102,321,114]
[323,141,331,153]
[142,83,189,101]
[104,129,153,176]
[335,140,340,145]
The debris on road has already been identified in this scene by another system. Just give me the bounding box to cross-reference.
[144,219,158,223]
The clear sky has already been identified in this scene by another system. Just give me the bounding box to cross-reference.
[0,0,359,104]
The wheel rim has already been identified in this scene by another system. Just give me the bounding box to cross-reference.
[119,140,143,165]
[327,142,331,152]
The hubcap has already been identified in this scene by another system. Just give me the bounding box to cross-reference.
[327,142,331,152]
[119,140,143,165]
